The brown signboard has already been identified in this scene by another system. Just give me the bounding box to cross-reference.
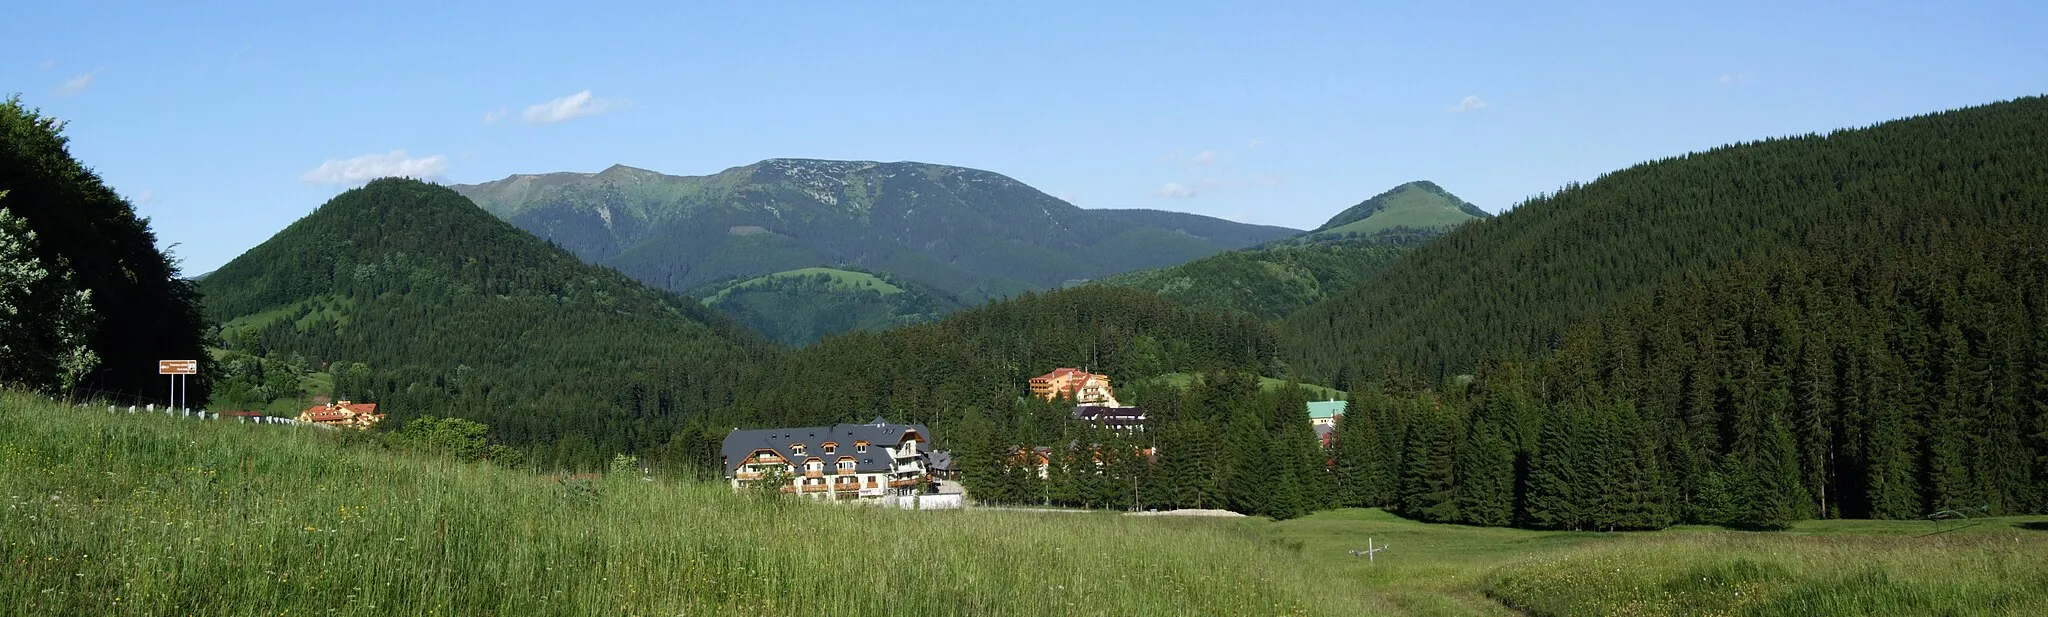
[158,360,199,375]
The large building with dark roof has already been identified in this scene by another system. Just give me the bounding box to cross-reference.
[721,417,932,499]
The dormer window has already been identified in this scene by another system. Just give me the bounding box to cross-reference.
[823,442,837,456]
[791,444,806,457]
[856,441,869,454]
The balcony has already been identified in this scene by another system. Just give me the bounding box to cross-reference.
[888,475,928,488]
[736,472,763,480]
[804,470,825,478]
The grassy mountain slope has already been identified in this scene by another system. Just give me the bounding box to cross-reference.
[1283,96,2048,381]
[0,391,1375,616]
[697,267,966,346]
[195,178,764,466]
[1291,181,1489,244]
[1096,182,1482,319]
[452,160,1275,299]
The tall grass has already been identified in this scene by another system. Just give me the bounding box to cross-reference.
[1486,531,2048,616]
[1,391,1376,616]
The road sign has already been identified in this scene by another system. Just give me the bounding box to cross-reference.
[158,360,198,375]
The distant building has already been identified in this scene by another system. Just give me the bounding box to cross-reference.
[927,450,960,480]
[1308,400,1347,427]
[721,417,931,499]
[1030,368,1121,407]
[294,400,384,430]
[1074,405,1146,432]
[1315,423,1336,449]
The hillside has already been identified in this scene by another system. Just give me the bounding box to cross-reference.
[195,178,765,468]
[1283,96,2048,382]
[452,160,1281,302]
[1088,208,1300,247]
[1096,181,1481,319]
[697,267,965,346]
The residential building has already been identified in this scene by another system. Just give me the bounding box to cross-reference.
[1308,400,1347,427]
[1030,368,1121,406]
[721,417,931,499]
[294,400,385,430]
[1074,405,1146,432]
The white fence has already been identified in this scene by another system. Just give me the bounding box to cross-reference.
[93,403,333,429]
[879,493,963,510]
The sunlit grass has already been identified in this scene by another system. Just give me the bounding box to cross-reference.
[0,390,1374,616]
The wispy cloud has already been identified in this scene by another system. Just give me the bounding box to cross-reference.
[1154,182,1197,199]
[1447,95,1488,113]
[132,190,156,205]
[300,150,448,186]
[522,90,618,124]
[1190,150,1217,166]
[57,71,99,98]
[1056,192,1080,205]
[483,108,508,124]
[38,60,56,70]
[1717,73,1744,86]
[1247,137,1268,148]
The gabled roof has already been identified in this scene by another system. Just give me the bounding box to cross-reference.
[720,419,930,476]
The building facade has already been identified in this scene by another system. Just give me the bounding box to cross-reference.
[294,400,385,430]
[721,417,931,499]
[1029,368,1121,407]
[1307,400,1347,427]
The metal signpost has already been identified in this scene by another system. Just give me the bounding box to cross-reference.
[159,360,198,410]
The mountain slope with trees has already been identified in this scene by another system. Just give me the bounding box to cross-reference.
[1312,96,2048,530]
[1284,96,2048,383]
[0,96,210,401]
[695,266,965,346]
[196,178,767,469]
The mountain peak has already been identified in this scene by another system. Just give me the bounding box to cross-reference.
[1311,180,1489,235]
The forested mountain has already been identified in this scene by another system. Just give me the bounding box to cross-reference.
[1097,181,1483,319]
[452,160,1281,301]
[695,267,964,346]
[0,97,210,401]
[1284,96,2048,382]
[196,178,768,468]
[1309,96,2048,529]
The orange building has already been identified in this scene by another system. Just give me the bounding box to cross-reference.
[295,400,385,430]
[1029,368,1120,406]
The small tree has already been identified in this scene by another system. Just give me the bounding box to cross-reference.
[0,196,99,393]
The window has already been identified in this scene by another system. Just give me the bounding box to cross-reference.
[856,441,869,453]
[837,459,856,471]
[806,460,824,472]
[791,444,805,457]
[823,442,837,455]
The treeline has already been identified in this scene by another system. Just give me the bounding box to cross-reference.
[703,269,964,346]
[951,372,1333,519]
[1328,228,2048,528]
[1284,95,2048,384]
[732,285,1278,432]
[0,97,211,400]
[1098,243,1411,320]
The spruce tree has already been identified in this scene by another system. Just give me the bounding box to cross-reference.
[1451,392,1516,526]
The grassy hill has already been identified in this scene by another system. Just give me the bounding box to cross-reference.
[195,178,765,468]
[1096,181,1482,319]
[698,267,965,346]
[1088,208,1300,247]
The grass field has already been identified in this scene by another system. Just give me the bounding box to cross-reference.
[1148,372,1348,401]
[8,390,2044,616]
[707,267,903,302]
[1307,188,1480,240]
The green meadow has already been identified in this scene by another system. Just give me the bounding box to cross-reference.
[7,390,2045,616]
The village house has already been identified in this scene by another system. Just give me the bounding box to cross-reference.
[1307,400,1347,427]
[721,417,932,499]
[1029,368,1121,407]
[294,400,385,430]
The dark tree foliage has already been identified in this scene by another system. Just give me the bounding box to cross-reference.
[197,178,768,470]
[0,96,211,402]
[1283,95,2048,383]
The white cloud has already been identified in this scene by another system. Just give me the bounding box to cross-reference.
[1154,182,1196,198]
[133,190,156,205]
[1190,150,1217,166]
[483,108,508,124]
[300,150,449,185]
[57,72,97,97]
[39,60,56,70]
[1447,95,1488,113]
[521,90,617,124]
[1718,73,1744,85]
[1247,137,1268,148]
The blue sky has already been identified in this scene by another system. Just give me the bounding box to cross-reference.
[4,1,2044,274]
